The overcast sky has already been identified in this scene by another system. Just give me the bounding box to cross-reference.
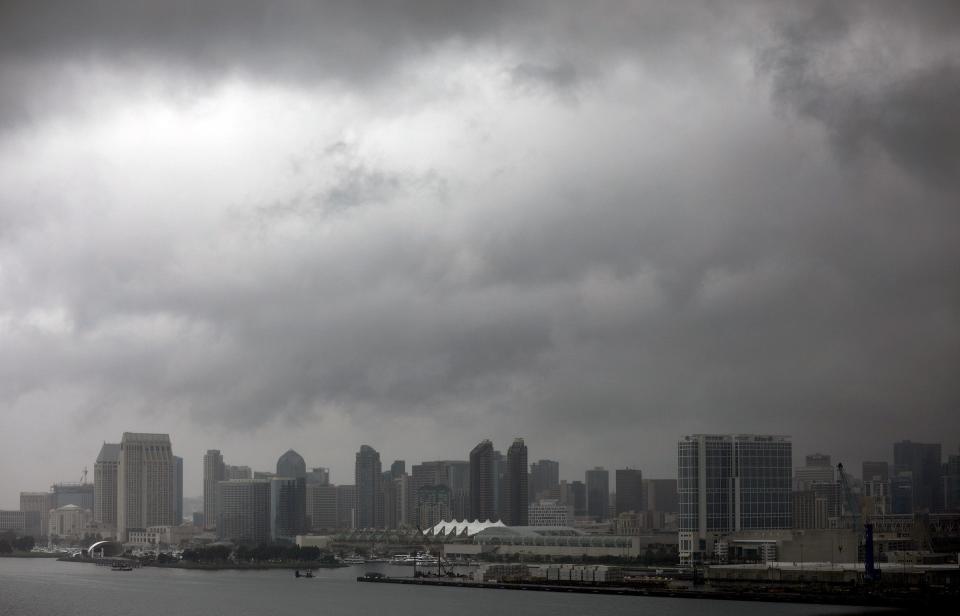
[1,1,958,507]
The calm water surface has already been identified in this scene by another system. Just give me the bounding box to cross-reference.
[0,558,890,616]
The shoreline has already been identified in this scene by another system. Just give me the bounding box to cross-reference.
[357,575,950,611]
[56,557,347,571]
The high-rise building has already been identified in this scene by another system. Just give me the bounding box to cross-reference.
[615,468,644,515]
[528,499,573,526]
[226,465,252,480]
[355,445,383,528]
[493,450,507,522]
[306,467,330,485]
[862,461,889,483]
[51,483,94,510]
[93,443,120,528]
[394,474,412,528]
[444,461,470,520]
[276,449,307,479]
[390,460,406,479]
[678,434,792,564]
[173,456,183,524]
[270,477,306,541]
[890,471,914,514]
[0,511,26,534]
[203,450,225,530]
[795,456,835,491]
[894,440,943,512]
[217,479,271,544]
[943,448,960,511]
[306,483,338,531]
[505,438,529,526]
[643,479,678,514]
[336,484,357,529]
[585,467,610,521]
[381,473,398,529]
[863,477,890,516]
[564,480,587,516]
[117,432,175,541]
[416,484,451,529]
[529,460,560,503]
[792,490,829,529]
[469,440,496,521]
[19,492,52,539]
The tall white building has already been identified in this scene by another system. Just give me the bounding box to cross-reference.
[678,434,792,564]
[117,432,175,542]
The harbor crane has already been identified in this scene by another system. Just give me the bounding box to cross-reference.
[837,462,880,581]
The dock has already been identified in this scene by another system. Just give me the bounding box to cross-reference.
[356,575,950,610]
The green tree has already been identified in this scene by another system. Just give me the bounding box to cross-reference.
[0,539,12,554]
[13,536,35,552]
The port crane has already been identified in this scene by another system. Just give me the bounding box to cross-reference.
[837,462,880,581]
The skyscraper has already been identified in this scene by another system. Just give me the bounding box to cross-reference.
[862,461,889,484]
[678,434,792,564]
[469,440,496,521]
[615,468,643,515]
[943,448,960,511]
[390,460,406,479]
[306,467,330,485]
[355,445,383,528]
[173,456,183,524]
[270,477,307,541]
[93,443,120,527]
[529,459,560,503]
[51,483,94,510]
[19,492,52,539]
[416,484,451,529]
[276,449,307,479]
[306,483,338,531]
[893,440,943,512]
[203,450,225,530]
[643,479,679,514]
[585,467,610,521]
[506,438,529,526]
[336,484,357,529]
[217,479,271,545]
[226,465,252,480]
[117,432,175,542]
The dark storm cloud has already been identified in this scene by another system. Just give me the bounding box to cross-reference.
[0,1,958,498]
[759,1,960,186]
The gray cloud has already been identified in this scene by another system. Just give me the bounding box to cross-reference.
[759,1,960,187]
[0,1,958,502]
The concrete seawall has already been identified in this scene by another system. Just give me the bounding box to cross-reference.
[357,575,949,610]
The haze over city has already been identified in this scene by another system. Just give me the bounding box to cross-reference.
[2,0,959,508]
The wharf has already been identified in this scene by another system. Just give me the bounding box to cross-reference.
[357,575,949,610]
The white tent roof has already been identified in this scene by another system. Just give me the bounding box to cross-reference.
[427,519,506,537]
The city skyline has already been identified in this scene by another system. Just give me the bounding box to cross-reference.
[4,430,956,511]
[1,1,958,513]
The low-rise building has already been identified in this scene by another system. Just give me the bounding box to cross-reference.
[48,505,93,540]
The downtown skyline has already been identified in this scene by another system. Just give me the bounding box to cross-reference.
[4,430,954,510]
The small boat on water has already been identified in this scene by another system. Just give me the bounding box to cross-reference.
[389,552,442,566]
[111,566,133,572]
[342,556,367,565]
